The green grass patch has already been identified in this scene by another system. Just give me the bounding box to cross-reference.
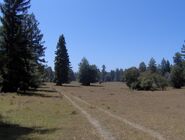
[0,87,82,140]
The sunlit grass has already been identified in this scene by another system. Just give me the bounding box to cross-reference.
[0,85,98,140]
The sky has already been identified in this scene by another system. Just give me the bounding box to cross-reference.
[4,0,185,71]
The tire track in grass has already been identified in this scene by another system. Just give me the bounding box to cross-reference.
[56,90,116,140]
[71,94,166,140]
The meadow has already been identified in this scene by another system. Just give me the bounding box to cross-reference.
[0,82,185,140]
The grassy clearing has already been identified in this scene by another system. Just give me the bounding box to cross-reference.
[1,82,185,140]
[0,85,100,140]
[58,82,185,140]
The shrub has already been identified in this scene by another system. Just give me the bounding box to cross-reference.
[153,74,168,90]
[139,74,154,90]
[125,67,140,89]
[130,81,140,90]
[138,72,168,90]
[125,69,168,91]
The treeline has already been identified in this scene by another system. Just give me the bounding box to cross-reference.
[124,48,185,90]
[124,58,170,90]
[51,34,185,90]
[0,0,185,93]
[100,65,124,82]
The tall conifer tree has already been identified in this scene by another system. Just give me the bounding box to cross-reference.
[139,62,146,72]
[148,58,157,73]
[0,0,45,92]
[0,0,31,92]
[101,65,106,82]
[54,35,70,85]
[23,13,46,88]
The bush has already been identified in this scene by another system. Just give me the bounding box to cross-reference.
[125,67,140,89]
[139,74,154,90]
[153,74,168,90]
[139,72,168,90]
[130,81,140,90]
[125,68,168,91]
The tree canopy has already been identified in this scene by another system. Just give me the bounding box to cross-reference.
[78,58,99,86]
[0,0,45,92]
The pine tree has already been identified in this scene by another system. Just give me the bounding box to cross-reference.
[23,14,46,88]
[44,67,54,82]
[160,58,167,75]
[181,43,185,59]
[115,68,121,81]
[139,62,146,72]
[54,35,70,85]
[171,65,184,88]
[160,58,171,75]
[173,52,183,66]
[148,58,157,73]
[166,60,171,73]
[171,52,185,88]
[101,65,106,82]
[0,0,31,92]
[69,68,76,82]
[110,70,115,81]
[0,0,45,92]
[78,58,99,86]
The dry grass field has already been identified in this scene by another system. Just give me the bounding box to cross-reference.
[0,84,101,140]
[0,82,185,140]
[54,82,185,140]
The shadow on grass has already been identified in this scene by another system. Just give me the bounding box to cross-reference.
[88,84,104,87]
[29,89,57,93]
[20,91,61,99]
[60,85,81,88]
[0,120,59,140]
[16,88,61,99]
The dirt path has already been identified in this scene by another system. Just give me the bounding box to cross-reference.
[52,86,165,140]
[57,90,116,140]
[71,94,166,140]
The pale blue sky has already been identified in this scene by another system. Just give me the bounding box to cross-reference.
[3,0,185,71]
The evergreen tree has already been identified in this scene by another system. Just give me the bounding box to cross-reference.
[24,14,45,64]
[54,35,70,85]
[166,60,171,73]
[0,0,32,92]
[160,58,167,75]
[160,58,171,75]
[171,65,184,88]
[0,26,4,84]
[110,70,115,81]
[0,1,45,92]
[181,43,185,59]
[171,52,185,88]
[119,69,124,81]
[173,52,183,66]
[139,62,146,72]
[22,13,46,89]
[148,58,157,73]
[115,68,120,81]
[101,65,106,82]
[69,68,76,82]
[78,58,99,86]
[44,66,54,82]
